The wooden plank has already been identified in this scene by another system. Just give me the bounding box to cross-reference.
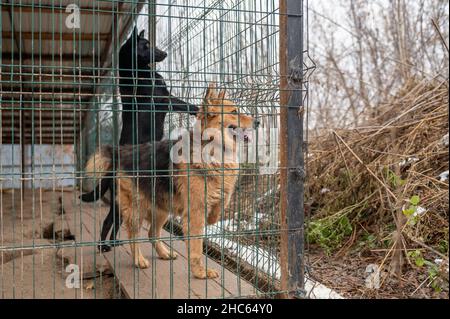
[2,119,78,127]
[1,137,75,145]
[2,31,110,41]
[62,193,122,299]
[161,230,257,299]
[82,206,220,299]
[1,71,95,84]
[1,67,96,77]
[0,86,94,95]
[1,52,97,62]
[2,127,78,133]
[1,4,116,16]
[70,196,257,299]
[76,205,157,299]
[2,110,83,119]
[1,96,91,103]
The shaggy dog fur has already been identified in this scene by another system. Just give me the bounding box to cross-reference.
[81,28,197,252]
[85,84,255,279]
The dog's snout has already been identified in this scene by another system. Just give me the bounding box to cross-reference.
[155,49,168,62]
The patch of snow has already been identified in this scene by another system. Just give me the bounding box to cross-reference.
[399,157,419,167]
[256,185,280,203]
[206,220,344,299]
[244,212,269,231]
[225,220,239,232]
[434,259,449,273]
[413,206,427,217]
[304,277,344,299]
[320,188,331,194]
[441,133,449,147]
[439,170,449,182]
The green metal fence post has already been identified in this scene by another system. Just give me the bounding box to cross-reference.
[279,0,305,299]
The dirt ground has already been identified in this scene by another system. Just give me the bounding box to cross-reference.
[307,247,449,299]
[0,189,122,299]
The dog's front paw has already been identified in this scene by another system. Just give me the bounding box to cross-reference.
[155,242,178,260]
[158,250,178,260]
[193,267,219,279]
[135,256,150,269]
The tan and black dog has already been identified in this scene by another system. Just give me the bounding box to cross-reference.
[85,84,256,279]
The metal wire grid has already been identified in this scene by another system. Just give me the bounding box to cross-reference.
[0,0,310,299]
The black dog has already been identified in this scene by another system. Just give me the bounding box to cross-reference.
[81,28,197,252]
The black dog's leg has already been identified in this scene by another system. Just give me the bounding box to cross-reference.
[80,183,106,202]
[109,201,123,247]
[80,185,100,202]
[80,173,112,202]
[99,178,123,252]
[99,195,115,253]
[98,177,114,252]
[169,96,198,115]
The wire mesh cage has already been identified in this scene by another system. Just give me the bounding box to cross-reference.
[0,0,311,299]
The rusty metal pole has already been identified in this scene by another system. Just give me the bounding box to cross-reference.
[148,0,157,67]
[279,0,305,299]
[7,1,27,191]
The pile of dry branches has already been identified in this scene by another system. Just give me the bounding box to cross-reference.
[306,77,448,288]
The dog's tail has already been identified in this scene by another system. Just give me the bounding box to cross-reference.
[85,146,114,180]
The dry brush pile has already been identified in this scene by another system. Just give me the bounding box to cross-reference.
[306,77,449,294]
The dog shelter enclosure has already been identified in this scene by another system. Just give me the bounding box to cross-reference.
[0,0,312,298]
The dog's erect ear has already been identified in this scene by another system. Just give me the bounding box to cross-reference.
[205,82,218,101]
[199,83,216,120]
[218,89,226,100]
[139,30,145,39]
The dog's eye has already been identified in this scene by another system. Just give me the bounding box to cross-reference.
[231,110,238,114]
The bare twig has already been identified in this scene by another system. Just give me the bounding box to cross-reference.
[332,130,397,200]
[432,19,449,53]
